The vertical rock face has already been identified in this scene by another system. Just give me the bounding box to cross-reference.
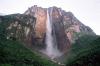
[25,5,47,39]
[49,7,70,52]
[24,5,95,53]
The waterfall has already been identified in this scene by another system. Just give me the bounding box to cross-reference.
[46,9,54,57]
[45,9,62,58]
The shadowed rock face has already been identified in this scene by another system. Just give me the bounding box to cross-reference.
[49,7,70,52]
[24,5,95,52]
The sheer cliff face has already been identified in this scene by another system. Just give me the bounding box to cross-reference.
[25,6,70,52]
[24,5,95,52]
[0,5,95,55]
[49,7,70,52]
[25,6,47,39]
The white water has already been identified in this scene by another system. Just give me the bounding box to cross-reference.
[45,9,62,58]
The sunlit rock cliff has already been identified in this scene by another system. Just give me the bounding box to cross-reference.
[0,5,95,58]
[24,5,95,52]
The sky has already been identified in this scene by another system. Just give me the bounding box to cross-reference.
[0,0,100,35]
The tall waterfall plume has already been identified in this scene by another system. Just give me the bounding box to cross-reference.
[45,9,62,58]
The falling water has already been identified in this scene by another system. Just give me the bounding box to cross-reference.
[46,9,54,57]
[45,9,62,58]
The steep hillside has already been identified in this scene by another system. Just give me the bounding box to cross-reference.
[65,35,100,66]
[0,24,58,66]
[24,5,95,53]
[0,14,37,47]
[0,6,95,54]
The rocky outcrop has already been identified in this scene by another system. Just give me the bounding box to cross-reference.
[25,6,71,52]
[25,5,47,39]
[49,7,70,52]
[24,5,95,52]
[62,11,95,43]
[25,6,47,49]
[0,14,36,47]
[0,5,95,56]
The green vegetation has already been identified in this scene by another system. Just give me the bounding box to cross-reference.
[0,14,36,40]
[0,14,100,66]
[66,35,100,66]
[0,14,58,66]
[0,29,58,66]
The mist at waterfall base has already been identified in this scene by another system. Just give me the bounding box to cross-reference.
[42,9,62,59]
